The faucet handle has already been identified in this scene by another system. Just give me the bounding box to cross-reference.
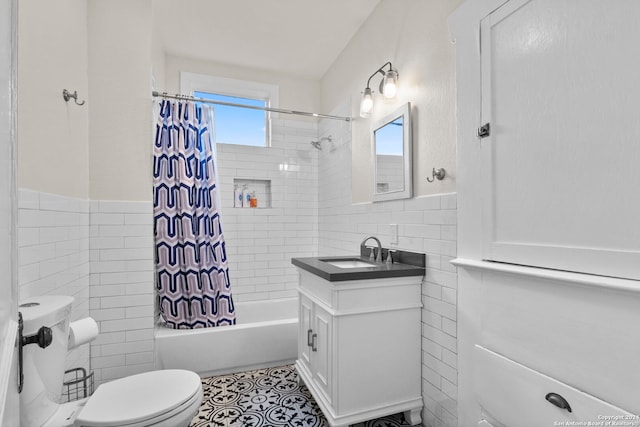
[386,250,396,265]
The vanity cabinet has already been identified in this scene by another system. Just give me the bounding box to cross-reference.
[294,269,423,427]
[298,293,332,403]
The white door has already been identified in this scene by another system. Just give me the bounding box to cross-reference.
[0,0,19,424]
[480,0,640,280]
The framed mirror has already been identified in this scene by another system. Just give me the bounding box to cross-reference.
[371,103,412,202]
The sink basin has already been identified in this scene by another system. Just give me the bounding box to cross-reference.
[323,259,378,269]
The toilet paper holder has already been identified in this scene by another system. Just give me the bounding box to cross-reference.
[68,317,99,350]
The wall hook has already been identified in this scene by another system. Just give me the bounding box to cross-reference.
[62,89,85,106]
[426,168,446,182]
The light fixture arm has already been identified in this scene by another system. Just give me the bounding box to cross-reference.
[365,61,395,90]
[359,61,399,118]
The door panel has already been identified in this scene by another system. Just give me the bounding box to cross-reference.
[312,304,332,403]
[481,0,640,280]
[298,294,313,368]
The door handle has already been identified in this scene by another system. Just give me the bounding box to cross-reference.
[307,329,313,347]
[311,333,318,352]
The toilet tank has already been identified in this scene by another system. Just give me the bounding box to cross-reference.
[19,296,74,427]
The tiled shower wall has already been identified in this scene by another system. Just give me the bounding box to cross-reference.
[318,110,459,427]
[215,117,319,302]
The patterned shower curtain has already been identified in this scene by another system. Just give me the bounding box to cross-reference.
[153,99,236,329]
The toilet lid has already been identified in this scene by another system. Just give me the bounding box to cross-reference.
[75,370,202,427]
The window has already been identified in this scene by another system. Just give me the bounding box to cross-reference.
[194,92,266,147]
[181,73,279,148]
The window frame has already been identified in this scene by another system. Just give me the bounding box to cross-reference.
[180,72,279,148]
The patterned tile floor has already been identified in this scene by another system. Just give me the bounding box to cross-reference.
[189,364,410,427]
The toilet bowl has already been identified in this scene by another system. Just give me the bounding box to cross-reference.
[19,296,203,427]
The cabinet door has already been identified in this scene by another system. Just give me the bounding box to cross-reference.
[298,293,313,369]
[480,0,640,280]
[311,303,332,402]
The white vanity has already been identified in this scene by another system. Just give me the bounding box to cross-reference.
[292,251,425,426]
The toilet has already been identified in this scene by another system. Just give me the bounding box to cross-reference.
[19,295,203,427]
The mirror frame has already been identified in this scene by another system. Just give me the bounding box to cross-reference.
[371,102,413,202]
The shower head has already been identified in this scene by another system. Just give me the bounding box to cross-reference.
[310,136,332,150]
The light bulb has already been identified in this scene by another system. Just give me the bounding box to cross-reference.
[360,88,374,118]
[382,70,398,99]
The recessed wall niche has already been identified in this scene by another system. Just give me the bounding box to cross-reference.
[233,178,272,209]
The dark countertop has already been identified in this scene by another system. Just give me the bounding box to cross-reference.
[291,255,425,282]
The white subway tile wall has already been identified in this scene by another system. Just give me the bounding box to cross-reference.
[89,200,154,385]
[215,117,319,302]
[18,189,91,375]
[318,107,458,427]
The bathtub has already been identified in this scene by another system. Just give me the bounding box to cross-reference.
[154,297,298,377]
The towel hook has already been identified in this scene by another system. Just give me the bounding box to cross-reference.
[62,89,85,106]
[426,168,446,182]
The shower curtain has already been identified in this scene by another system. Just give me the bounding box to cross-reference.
[153,99,236,329]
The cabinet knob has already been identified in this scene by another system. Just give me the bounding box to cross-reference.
[545,392,572,413]
[307,329,313,347]
[311,333,318,352]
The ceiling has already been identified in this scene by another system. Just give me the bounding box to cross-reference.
[152,0,380,80]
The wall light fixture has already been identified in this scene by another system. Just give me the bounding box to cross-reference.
[359,61,399,118]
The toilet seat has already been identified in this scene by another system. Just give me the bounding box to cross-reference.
[74,369,202,427]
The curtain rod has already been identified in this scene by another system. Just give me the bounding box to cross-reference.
[152,91,351,122]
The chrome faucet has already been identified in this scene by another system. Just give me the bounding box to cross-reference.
[361,236,382,262]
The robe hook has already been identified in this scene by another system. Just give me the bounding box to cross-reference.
[62,89,85,106]
[426,168,446,182]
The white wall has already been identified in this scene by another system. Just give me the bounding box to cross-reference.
[17,0,89,199]
[150,4,165,93]
[18,0,156,202]
[320,0,462,202]
[87,0,153,202]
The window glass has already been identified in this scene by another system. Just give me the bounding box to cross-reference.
[194,91,267,147]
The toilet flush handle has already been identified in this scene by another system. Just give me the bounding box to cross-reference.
[17,312,53,393]
[545,392,572,413]
[22,325,53,349]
